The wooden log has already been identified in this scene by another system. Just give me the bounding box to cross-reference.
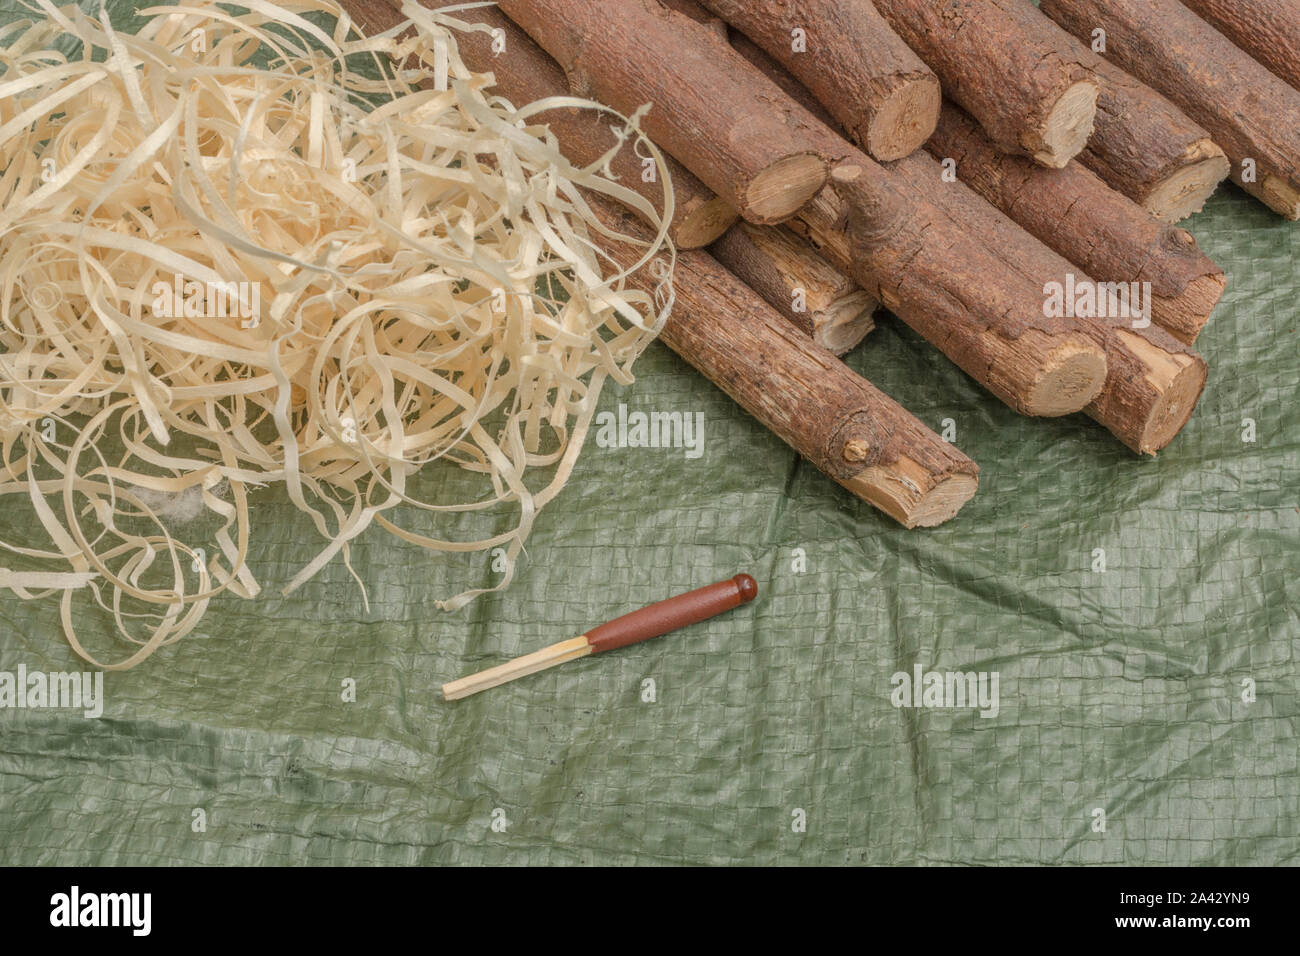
[551,5,1108,417]
[695,0,940,161]
[829,164,1207,455]
[356,3,970,523]
[927,103,1225,344]
[1180,0,1300,94]
[1074,52,1229,223]
[1041,0,1300,220]
[347,0,737,248]
[659,0,728,40]
[710,222,876,356]
[589,199,979,528]
[727,29,837,126]
[800,164,1106,419]
[871,0,1100,168]
[493,0,829,224]
[726,35,1208,450]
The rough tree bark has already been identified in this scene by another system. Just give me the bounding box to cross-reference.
[695,0,940,161]
[1180,0,1300,94]
[347,0,737,248]
[493,0,829,224]
[797,163,1108,419]
[489,0,1108,417]
[590,199,979,528]
[831,167,1208,455]
[709,223,877,356]
[1042,0,1300,219]
[928,103,1226,344]
[872,0,1101,168]
[724,35,1207,451]
[1074,53,1229,223]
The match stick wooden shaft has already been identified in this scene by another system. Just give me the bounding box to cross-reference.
[442,636,591,701]
[442,575,759,700]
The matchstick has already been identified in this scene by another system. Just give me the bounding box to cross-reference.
[442,575,758,700]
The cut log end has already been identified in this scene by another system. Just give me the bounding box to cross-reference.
[741,153,829,223]
[813,293,877,355]
[1137,355,1209,455]
[1027,80,1100,168]
[1112,329,1209,455]
[1258,175,1300,221]
[1024,333,1110,416]
[842,457,979,529]
[676,196,740,248]
[865,73,942,162]
[1143,145,1231,223]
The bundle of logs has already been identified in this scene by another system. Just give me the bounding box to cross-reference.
[343,0,1300,528]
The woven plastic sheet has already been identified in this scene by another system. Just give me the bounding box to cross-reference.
[1,1,1297,866]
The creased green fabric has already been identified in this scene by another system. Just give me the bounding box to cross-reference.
[0,0,1296,866]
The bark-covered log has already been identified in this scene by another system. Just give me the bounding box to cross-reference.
[726,29,837,127]
[495,0,1107,418]
[696,0,940,161]
[872,0,1101,168]
[729,47,1111,415]
[1181,0,1300,94]
[928,103,1225,344]
[1075,53,1229,223]
[717,28,1114,418]
[347,0,737,248]
[1042,0,1300,219]
[493,0,829,224]
[590,199,979,528]
[871,153,1209,454]
[710,222,876,356]
[814,165,1107,419]
[727,33,1209,451]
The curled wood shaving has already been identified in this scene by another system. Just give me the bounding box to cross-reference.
[0,0,674,668]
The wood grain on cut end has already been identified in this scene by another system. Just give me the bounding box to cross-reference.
[593,194,979,528]
[1115,331,1209,454]
[873,0,1101,166]
[1026,334,1110,416]
[1259,176,1300,222]
[867,72,943,161]
[1068,49,1229,224]
[1143,144,1232,222]
[495,0,838,225]
[1072,325,1209,455]
[697,0,940,162]
[710,221,876,356]
[365,1,733,250]
[1027,79,1099,168]
[843,459,979,529]
[675,196,739,249]
[815,292,877,355]
[924,103,1226,346]
[742,153,830,223]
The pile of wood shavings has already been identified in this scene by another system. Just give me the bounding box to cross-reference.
[0,0,674,668]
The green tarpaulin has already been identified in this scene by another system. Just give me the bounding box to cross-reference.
[0,1,1296,866]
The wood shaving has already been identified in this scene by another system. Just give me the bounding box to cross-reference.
[0,0,674,668]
